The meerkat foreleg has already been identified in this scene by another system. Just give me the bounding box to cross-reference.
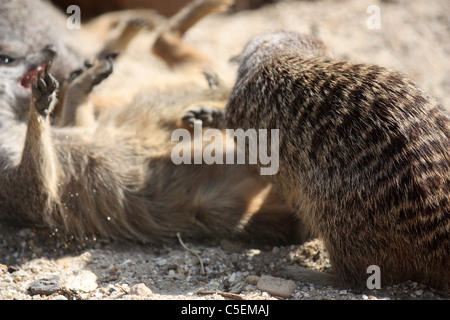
[18,67,61,202]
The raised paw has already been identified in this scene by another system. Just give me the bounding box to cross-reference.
[67,56,115,94]
[67,60,94,82]
[181,105,225,128]
[31,66,58,117]
[202,67,221,90]
[88,56,115,89]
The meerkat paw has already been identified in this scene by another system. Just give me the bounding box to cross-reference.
[182,105,225,128]
[31,67,58,117]
[202,67,221,89]
[67,54,116,94]
[88,55,116,89]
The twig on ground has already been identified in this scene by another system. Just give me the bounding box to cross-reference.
[197,290,244,300]
[176,232,205,275]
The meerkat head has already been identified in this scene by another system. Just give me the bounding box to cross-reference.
[0,43,57,121]
[234,31,330,78]
[0,0,81,82]
[0,0,81,121]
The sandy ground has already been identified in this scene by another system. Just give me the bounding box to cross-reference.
[0,0,449,301]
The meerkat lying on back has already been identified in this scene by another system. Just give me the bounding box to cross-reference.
[186,31,449,290]
[0,2,308,247]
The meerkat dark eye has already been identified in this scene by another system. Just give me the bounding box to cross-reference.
[0,55,15,65]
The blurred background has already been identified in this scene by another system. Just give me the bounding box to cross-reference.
[50,0,277,18]
[50,0,450,107]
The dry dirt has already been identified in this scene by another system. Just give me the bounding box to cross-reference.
[0,0,449,301]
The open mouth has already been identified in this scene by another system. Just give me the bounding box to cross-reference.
[20,63,49,90]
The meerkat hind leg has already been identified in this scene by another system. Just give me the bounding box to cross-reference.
[97,18,149,59]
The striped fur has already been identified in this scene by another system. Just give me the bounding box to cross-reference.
[226,31,449,290]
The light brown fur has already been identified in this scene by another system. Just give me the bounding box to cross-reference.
[0,2,307,247]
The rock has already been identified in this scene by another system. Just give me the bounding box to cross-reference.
[166,270,185,280]
[64,270,98,292]
[156,258,167,266]
[109,264,121,273]
[121,259,134,267]
[245,275,260,285]
[256,275,297,298]
[28,277,62,296]
[7,265,19,273]
[130,283,153,296]
[247,249,261,258]
[18,228,34,238]
[229,281,246,294]
[167,264,178,271]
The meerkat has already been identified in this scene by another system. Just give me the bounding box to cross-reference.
[0,0,158,120]
[186,31,449,290]
[0,2,308,246]
[0,51,305,246]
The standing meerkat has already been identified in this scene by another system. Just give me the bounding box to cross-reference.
[187,31,449,290]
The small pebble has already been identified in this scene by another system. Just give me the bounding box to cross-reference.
[156,259,167,266]
[109,265,121,273]
[28,277,62,296]
[167,264,178,271]
[64,270,98,292]
[130,283,153,296]
[121,259,134,267]
[257,275,297,298]
[245,275,260,285]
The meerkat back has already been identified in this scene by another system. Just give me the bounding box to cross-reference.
[225,31,449,290]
